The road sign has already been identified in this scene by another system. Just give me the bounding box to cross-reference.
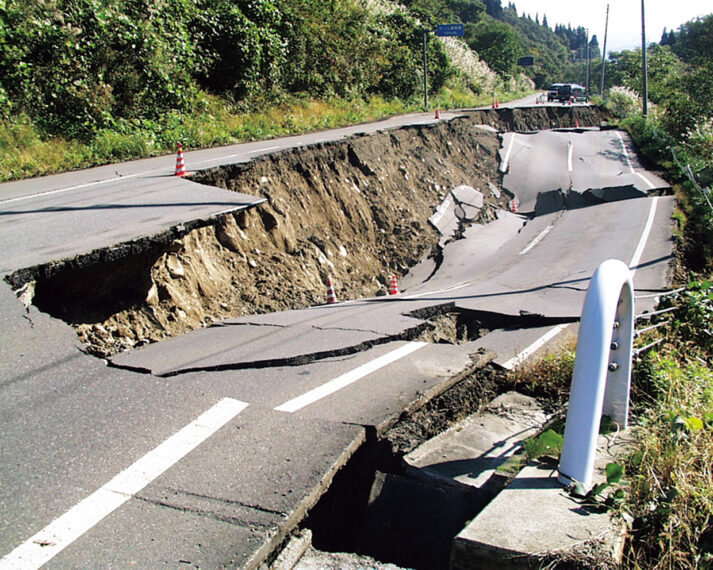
[517,56,535,66]
[437,24,464,37]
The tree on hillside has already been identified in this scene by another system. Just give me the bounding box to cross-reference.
[193,0,286,100]
[447,0,485,23]
[589,34,600,61]
[672,14,713,63]
[484,0,502,20]
[660,28,670,46]
[0,0,199,137]
[465,16,521,77]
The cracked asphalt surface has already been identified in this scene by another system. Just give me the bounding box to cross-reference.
[0,113,675,568]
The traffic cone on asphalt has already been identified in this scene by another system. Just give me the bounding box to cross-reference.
[388,275,400,295]
[575,118,580,128]
[435,109,440,119]
[326,277,337,304]
[175,142,187,177]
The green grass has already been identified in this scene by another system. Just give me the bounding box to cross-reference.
[506,341,576,407]
[625,347,713,568]
[0,82,531,184]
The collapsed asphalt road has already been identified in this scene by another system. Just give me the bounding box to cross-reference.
[0,106,675,569]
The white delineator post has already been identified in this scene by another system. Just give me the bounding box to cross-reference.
[558,259,634,489]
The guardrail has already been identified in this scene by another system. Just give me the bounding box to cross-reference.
[558,259,634,488]
[557,260,681,488]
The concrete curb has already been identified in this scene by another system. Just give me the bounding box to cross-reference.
[451,431,632,569]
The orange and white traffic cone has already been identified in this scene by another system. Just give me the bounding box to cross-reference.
[388,275,400,295]
[435,109,440,119]
[326,277,337,304]
[175,142,187,177]
[575,118,580,128]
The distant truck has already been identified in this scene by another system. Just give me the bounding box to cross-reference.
[547,83,564,101]
[552,83,587,103]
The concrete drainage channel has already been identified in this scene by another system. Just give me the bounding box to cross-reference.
[271,365,557,570]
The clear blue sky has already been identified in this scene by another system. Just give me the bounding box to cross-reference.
[511,1,711,53]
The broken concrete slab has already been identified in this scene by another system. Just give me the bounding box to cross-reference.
[47,409,366,569]
[406,211,524,292]
[0,175,265,274]
[533,189,566,217]
[291,342,480,433]
[451,431,632,570]
[315,392,555,570]
[532,182,662,217]
[452,185,484,214]
[429,186,484,239]
[405,392,550,491]
[583,183,649,203]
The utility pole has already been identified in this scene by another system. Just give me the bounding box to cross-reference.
[600,4,610,97]
[585,28,590,96]
[423,30,429,111]
[641,0,648,117]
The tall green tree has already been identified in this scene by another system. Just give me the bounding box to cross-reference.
[672,14,713,63]
[465,16,521,77]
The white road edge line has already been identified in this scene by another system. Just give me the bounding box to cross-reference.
[247,145,282,155]
[402,281,470,300]
[635,171,657,190]
[0,398,249,570]
[274,342,427,413]
[519,224,554,255]
[1,144,285,205]
[616,131,656,189]
[502,195,661,370]
[616,131,634,172]
[501,324,569,370]
[629,196,660,276]
[500,134,516,173]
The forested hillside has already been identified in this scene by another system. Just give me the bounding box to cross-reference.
[0,0,453,139]
[400,0,592,86]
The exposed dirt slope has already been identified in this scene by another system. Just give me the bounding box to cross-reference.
[463,105,609,132]
[69,119,509,356]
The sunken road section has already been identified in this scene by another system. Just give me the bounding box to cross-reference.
[6,106,610,358]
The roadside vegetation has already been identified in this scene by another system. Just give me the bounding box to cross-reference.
[0,0,598,183]
[510,14,713,568]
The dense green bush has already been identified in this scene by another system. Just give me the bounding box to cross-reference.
[0,0,460,142]
[0,0,199,138]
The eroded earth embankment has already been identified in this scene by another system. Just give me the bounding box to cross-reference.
[12,106,610,357]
